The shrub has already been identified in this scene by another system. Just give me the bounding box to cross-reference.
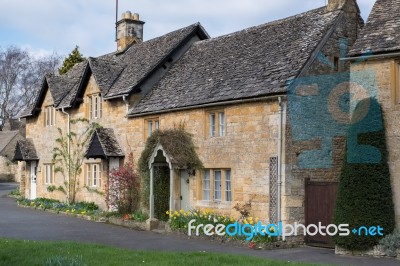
[106,153,141,214]
[333,98,395,250]
[379,229,400,257]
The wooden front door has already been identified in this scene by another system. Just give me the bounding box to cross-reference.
[305,180,338,248]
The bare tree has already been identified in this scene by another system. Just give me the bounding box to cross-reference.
[0,46,61,128]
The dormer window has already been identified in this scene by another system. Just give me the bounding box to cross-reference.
[44,106,55,127]
[88,94,102,120]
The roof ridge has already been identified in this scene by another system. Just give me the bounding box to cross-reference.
[195,6,331,44]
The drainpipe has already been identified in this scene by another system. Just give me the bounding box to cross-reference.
[61,108,71,202]
[122,96,129,116]
[277,97,283,223]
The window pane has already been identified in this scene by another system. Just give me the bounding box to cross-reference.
[93,164,97,187]
[155,120,159,130]
[219,112,225,136]
[210,113,216,137]
[94,96,98,118]
[203,170,210,201]
[225,170,231,202]
[89,97,93,119]
[86,165,91,186]
[214,170,221,201]
[148,121,153,136]
[98,96,102,118]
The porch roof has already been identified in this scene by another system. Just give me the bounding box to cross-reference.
[85,128,124,159]
[13,139,39,161]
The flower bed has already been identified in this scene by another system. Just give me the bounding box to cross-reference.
[166,209,282,249]
[17,198,100,216]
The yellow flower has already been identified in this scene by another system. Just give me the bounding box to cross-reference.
[166,211,169,215]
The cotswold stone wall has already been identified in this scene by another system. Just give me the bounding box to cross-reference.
[282,7,361,224]
[351,59,400,227]
[24,73,281,219]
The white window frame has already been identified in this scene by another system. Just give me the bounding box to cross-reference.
[209,113,216,137]
[146,118,160,137]
[225,170,232,202]
[86,163,102,188]
[202,170,211,201]
[214,170,222,201]
[202,169,231,202]
[208,111,225,137]
[44,164,53,185]
[89,94,102,120]
[219,112,225,137]
[45,106,55,127]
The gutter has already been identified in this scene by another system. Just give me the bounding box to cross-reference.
[277,97,283,223]
[128,94,286,118]
[341,51,400,62]
[60,108,71,202]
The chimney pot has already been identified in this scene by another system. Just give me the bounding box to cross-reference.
[116,11,145,51]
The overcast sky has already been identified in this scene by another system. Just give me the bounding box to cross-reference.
[0,0,376,58]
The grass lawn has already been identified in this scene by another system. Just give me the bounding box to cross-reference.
[0,238,321,266]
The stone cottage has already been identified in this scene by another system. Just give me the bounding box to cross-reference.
[16,0,364,246]
[345,0,400,227]
[0,119,25,182]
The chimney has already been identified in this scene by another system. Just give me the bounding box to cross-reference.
[116,11,145,51]
[327,0,359,13]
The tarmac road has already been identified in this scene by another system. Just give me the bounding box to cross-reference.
[0,183,398,266]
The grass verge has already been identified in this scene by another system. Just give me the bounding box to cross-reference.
[0,238,320,266]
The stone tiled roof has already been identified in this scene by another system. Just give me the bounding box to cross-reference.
[20,62,87,117]
[20,23,207,117]
[129,7,342,115]
[13,139,39,161]
[85,128,124,158]
[52,62,87,109]
[0,131,19,155]
[349,0,400,56]
[104,23,208,98]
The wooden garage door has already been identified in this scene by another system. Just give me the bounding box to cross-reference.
[305,180,338,248]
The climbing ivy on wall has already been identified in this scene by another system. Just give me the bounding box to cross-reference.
[138,126,203,220]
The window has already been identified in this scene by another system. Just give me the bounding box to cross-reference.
[88,94,102,120]
[225,170,231,202]
[146,118,160,138]
[86,163,102,188]
[202,170,211,201]
[44,164,53,185]
[214,170,222,201]
[202,169,232,202]
[44,106,55,127]
[208,111,225,137]
[333,56,339,72]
